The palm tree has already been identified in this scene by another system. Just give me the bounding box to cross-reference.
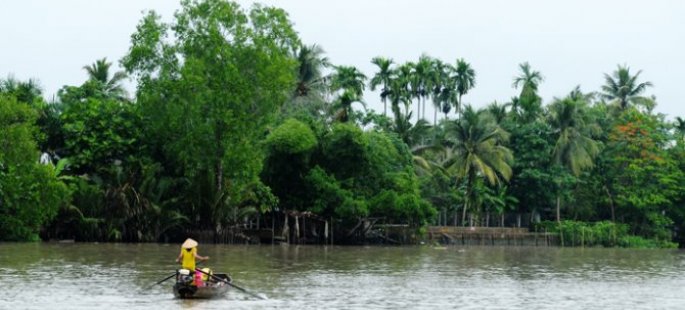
[446,105,513,225]
[512,62,544,120]
[485,101,509,125]
[568,85,596,102]
[548,96,601,223]
[387,75,412,118]
[332,90,366,123]
[414,54,434,121]
[429,58,449,125]
[453,59,476,117]
[512,62,544,91]
[400,61,421,123]
[482,185,518,227]
[330,65,367,97]
[601,65,652,110]
[436,67,458,119]
[293,44,330,98]
[0,76,43,105]
[83,58,128,99]
[369,57,394,116]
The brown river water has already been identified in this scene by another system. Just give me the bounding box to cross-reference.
[1,243,684,309]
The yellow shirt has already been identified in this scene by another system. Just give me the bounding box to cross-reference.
[180,247,197,271]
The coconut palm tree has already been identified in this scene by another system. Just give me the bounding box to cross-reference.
[601,65,652,110]
[83,58,128,100]
[453,59,476,117]
[446,105,513,225]
[369,57,394,116]
[485,101,509,126]
[293,44,330,98]
[548,96,601,223]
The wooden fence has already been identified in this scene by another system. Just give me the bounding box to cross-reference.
[428,226,558,246]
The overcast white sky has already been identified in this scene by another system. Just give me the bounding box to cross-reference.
[1,0,683,118]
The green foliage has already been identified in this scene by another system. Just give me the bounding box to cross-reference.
[266,119,317,154]
[601,65,653,110]
[618,235,677,249]
[263,119,317,209]
[265,120,434,227]
[304,166,357,216]
[0,96,70,241]
[602,109,685,239]
[82,58,128,100]
[505,120,556,214]
[3,2,685,247]
[512,62,544,121]
[321,123,369,181]
[59,96,142,174]
[537,220,676,248]
[122,0,299,230]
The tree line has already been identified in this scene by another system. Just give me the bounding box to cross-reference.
[1,0,684,247]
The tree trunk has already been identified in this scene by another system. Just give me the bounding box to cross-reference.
[457,95,463,119]
[283,214,289,243]
[556,195,561,223]
[416,98,421,123]
[383,95,387,117]
[462,171,474,226]
[461,202,468,227]
[603,185,616,222]
[294,215,300,243]
[557,195,565,246]
[433,102,438,126]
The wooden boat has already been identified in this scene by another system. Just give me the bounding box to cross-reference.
[173,271,232,299]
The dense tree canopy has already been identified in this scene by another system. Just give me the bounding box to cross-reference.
[1,0,684,248]
[0,95,69,240]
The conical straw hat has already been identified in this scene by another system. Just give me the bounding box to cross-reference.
[181,238,198,249]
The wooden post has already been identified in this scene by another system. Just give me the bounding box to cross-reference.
[294,215,300,243]
[284,214,289,244]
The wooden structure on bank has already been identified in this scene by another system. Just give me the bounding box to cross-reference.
[428,226,558,246]
[185,211,559,246]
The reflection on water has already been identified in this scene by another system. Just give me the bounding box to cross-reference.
[0,243,683,309]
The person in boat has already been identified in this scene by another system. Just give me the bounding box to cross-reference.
[175,238,209,272]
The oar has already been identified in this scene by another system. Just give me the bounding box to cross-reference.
[194,268,267,300]
[148,272,177,288]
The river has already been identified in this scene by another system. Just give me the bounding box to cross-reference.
[1,243,683,309]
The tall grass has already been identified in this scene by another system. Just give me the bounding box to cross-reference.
[536,220,677,248]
